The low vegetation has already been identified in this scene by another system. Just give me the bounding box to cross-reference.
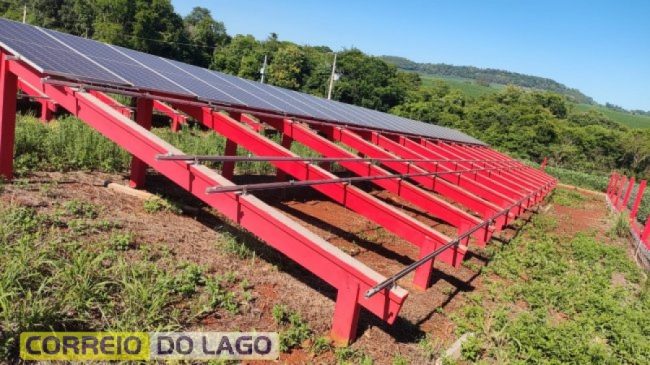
[0,201,245,362]
[447,214,649,364]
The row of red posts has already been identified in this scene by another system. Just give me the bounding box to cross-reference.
[606,172,650,248]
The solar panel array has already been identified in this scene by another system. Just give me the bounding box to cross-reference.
[0,17,484,145]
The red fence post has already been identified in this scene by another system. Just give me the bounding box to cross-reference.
[614,176,628,208]
[618,176,635,211]
[129,98,153,188]
[641,216,650,246]
[0,51,17,180]
[540,157,548,171]
[630,180,647,222]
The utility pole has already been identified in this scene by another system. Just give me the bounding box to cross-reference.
[260,54,267,83]
[327,52,337,100]
[22,4,27,23]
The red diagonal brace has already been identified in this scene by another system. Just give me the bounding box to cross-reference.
[6,56,407,345]
[153,99,187,132]
[420,139,533,202]
[257,115,491,245]
[174,105,468,289]
[89,90,132,118]
[443,142,541,192]
[318,125,510,229]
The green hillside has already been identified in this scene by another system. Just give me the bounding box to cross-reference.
[574,103,650,129]
[419,74,650,129]
[419,73,502,99]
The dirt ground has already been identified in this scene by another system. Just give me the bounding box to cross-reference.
[0,171,615,364]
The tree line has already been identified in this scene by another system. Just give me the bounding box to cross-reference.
[1,0,647,178]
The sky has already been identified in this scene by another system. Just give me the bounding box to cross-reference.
[172,1,650,111]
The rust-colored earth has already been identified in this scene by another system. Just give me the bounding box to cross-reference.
[1,171,616,364]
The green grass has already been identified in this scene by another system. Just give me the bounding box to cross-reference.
[419,74,503,99]
[450,214,649,364]
[0,201,244,362]
[574,103,650,129]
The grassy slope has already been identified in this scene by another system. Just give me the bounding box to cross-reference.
[447,190,649,363]
[574,103,650,129]
[418,74,650,129]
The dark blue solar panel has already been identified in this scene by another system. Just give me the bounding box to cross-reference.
[0,18,126,84]
[41,28,193,96]
[0,17,485,145]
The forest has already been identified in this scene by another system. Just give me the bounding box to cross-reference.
[1,0,648,179]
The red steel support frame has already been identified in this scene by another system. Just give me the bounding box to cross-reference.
[630,180,647,222]
[17,78,57,122]
[328,126,511,227]
[395,135,525,206]
[3,54,407,344]
[419,139,535,204]
[173,105,470,289]
[129,98,154,188]
[153,100,188,132]
[0,52,16,180]
[617,177,635,211]
[256,115,491,245]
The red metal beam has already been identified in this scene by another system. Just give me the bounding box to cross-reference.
[17,77,57,122]
[5,57,407,344]
[174,105,470,289]
[256,115,491,245]
[152,99,188,132]
[129,98,153,189]
[0,52,17,180]
[441,142,541,192]
[418,139,533,204]
[89,90,132,118]
[337,129,517,227]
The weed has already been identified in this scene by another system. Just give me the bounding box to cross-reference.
[392,355,409,365]
[203,276,239,314]
[272,305,311,351]
[418,334,442,361]
[552,189,586,206]
[311,336,332,355]
[608,212,630,238]
[63,199,99,219]
[109,232,135,251]
[460,335,482,361]
[220,232,254,259]
[173,263,206,297]
[143,196,182,214]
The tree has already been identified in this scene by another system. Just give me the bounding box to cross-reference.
[267,45,307,90]
[184,7,228,67]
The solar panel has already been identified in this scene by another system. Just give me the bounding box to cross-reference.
[0,17,485,145]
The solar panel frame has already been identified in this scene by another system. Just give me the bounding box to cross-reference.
[0,17,486,145]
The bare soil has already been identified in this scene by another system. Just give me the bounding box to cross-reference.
[0,172,613,364]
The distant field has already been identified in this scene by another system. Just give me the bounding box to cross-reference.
[418,73,501,98]
[419,73,650,129]
[573,103,650,129]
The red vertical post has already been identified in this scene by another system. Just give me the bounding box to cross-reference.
[0,51,17,180]
[540,157,548,171]
[221,139,238,180]
[641,216,650,246]
[630,180,646,222]
[330,278,361,345]
[276,134,292,181]
[618,176,635,211]
[128,98,153,188]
